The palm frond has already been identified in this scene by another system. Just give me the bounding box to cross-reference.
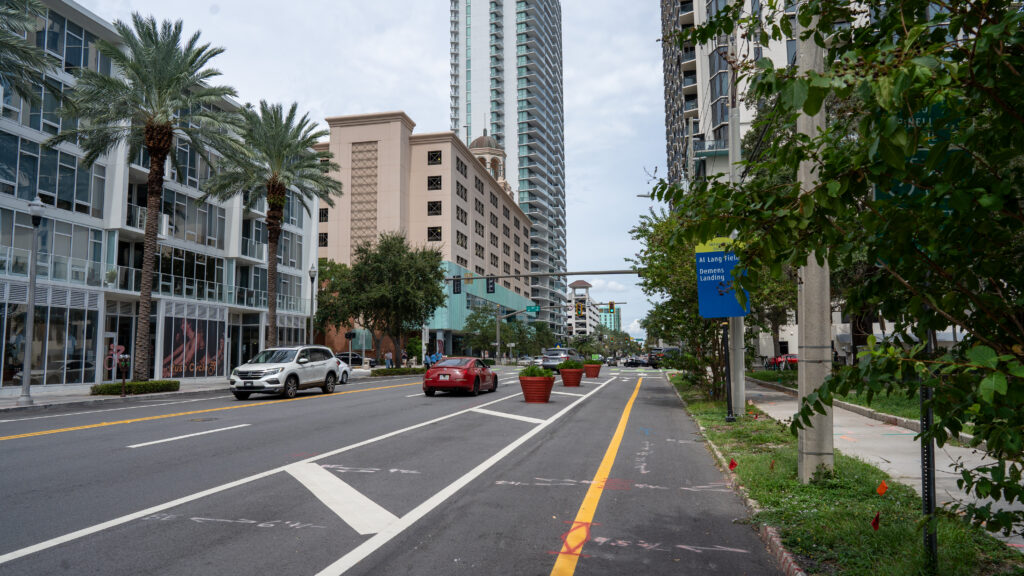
[0,0,56,103]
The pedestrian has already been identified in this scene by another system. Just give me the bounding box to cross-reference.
[401,350,408,368]
[385,350,393,369]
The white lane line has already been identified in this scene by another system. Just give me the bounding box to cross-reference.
[405,393,422,398]
[0,390,527,566]
[127,424,251,448]
[286,463,399,535]
[0,397,220,424]
[470,408,545,425]
[550,390,584,397]
[316,375,617,576]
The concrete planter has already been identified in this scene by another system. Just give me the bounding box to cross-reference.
[560,368,584,387]
[583,364,601,378]
[519,376,555,403]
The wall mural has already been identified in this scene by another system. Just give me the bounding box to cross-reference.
[162,317,225,378]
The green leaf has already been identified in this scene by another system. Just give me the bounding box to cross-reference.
[791,79,809,111]
[967,345,999,369]
[991,372,1008,396]
[980,375,996,403]
[803,86,826,116]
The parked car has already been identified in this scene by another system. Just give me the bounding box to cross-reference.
[532,355,544,366]
[623,355,648,368]
[423,357,498,396]
[230,346,345,400]
[766,354,799,370]
[647,346,681,368]
[516,354,534,366]
[605,356,618,366]
[541,347,583,372]
[335,351,377,368]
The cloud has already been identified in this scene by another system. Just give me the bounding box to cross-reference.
[588,278,629,293]
[627,319,645,338]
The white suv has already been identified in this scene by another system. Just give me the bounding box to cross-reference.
[229,346,347,400]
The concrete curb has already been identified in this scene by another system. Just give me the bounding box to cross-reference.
[668,379,807,576]
[747,377,985,450]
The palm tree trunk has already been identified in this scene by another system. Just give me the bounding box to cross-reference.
[133,123,173,381]
[265,180,285,348]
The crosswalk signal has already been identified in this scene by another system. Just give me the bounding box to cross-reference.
[608,301,615,313]
[453,275,462,294]
[486,277,495,294]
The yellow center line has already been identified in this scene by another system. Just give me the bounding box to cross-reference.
[0,381,422,442]
[550,377,643,576]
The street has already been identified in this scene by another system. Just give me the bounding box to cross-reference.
[0,368,780,575]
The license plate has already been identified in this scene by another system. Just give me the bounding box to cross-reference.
[439,374,449,381]
[243,381,253,387]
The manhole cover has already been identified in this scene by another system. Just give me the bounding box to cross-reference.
[188,418,218,422]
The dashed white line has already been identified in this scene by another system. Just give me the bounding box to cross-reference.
[550,390,585,397]
[127,424,251,448]
[470,408,546,424]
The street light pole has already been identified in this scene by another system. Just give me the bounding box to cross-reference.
[308,262,317,345]
[18,196,46,407]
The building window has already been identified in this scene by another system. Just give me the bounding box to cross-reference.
[474,221,485,237]
[514,252,520,263]
[475,176,484,193]
[502,243,510,256]
[427,150,442,165]
[475,243,485,258]
[456,181,468,200]
[503,262,511,273]
[490,192,498,207]
[456,157,467,177]
[427,175,442,190]
[475,199,485,215]
[503,206,510,219]
[514,217,520,229]
[456,206,468,224]
[503,281,511,289]
[457,255,468,266]
[427,200,442,216]
[490,233,498,247]
[503,224,510,237]
[427,226,442,242]
[475,265,485,275]
[318,233,328,247]
[319,208,329,222]
[456,230,468,248]
[491,254,499,267]
[514,234,520,246]
[490,213,498,227]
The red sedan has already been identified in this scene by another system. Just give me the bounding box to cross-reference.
[423,357,498,396]
[766,354,799,370]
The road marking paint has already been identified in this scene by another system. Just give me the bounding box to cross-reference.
[0,397,220,424]
[470,408,546,424]
[315,376,618,576]
[405,393,422,398]
[0,388,532,566]
[0,381,422,443]
[127,424,251,448]
[286,463,399,535]
[550,391,584,397]
[550,377,643,576]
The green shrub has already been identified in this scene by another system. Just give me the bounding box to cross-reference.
[519,365,554,378]
[557,359,584,370]
[90,380,180,395]
[481,358,496,366]
[583,360,602,366]
[370,367,427,377]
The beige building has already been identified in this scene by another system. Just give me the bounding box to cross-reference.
[316,111,535,356]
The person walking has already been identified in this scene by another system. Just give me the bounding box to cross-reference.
[401,350,408,368]
[385,350,393,369]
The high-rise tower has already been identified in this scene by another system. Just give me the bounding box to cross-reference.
[449,0,566,335]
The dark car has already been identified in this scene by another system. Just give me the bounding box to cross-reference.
[648,346,681,368]
[623,356,648,368]
[422,357,498,396]
[335,352,377,368]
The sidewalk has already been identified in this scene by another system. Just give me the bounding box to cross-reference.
[746,379,1024,549]
[0,369,374,413]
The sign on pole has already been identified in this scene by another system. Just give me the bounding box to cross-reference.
[526,305,540,312]
[695,237,750,319]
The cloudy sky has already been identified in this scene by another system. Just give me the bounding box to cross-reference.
[77,0,668,340]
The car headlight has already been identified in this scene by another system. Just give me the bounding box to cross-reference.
[231,368,238,377]
[264,367,285,375]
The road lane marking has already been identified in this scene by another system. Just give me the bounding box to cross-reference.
[550,391,584,397]
[470,408,545,424]
[0,388,531,566]
[0,397,221,424]
[550,377,643,576]
[127,424,251,448]
[314,375,618,576]
[0,381,422,443]
[286,463,399,535]
[406,393,422,397]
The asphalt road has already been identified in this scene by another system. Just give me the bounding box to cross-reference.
[0,368,780,575]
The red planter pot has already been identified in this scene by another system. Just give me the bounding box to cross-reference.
[583,364,601,378]
[560,368,584,387]
[519,376,555,403]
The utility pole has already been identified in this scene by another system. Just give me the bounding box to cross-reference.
[795,14,834,483]
[495,304,501,365]
[727,30,746,418]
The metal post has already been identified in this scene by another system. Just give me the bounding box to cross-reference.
[495,305,501,365]
[17,197,45,407]
[795,15,834,483]
[727,29,747,420]
[308,263,317,346]
[723,321,735,422]
[921,329,938,573]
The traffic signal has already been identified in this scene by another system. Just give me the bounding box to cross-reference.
[453,275,462,294]
[608,301,615,313]
[486,277,495,294]
[575,302,584,317]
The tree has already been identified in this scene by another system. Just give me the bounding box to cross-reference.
[315,258,387,359]
[0,0,54,103]
[205,101,342,347]
[52,14,236,380]
[463,306,497,354]
[663,0,1024,535]
[529,321,556,354]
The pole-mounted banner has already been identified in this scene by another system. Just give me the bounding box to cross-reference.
[695,237,750,319]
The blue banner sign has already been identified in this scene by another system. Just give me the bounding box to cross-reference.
[695,237,750,319]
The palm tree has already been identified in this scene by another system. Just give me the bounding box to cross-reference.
[0,0,54,103]
[203,101,342,347]
[51,14,237,380]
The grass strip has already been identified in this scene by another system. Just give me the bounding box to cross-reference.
[748,369,922,421]
[673,375,1023,576]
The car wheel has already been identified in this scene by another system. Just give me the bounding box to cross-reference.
[282,376,298,399]
[425,388,436,397]
[232,391,251,400]
[491,375,498,392]
[471,378,480,396]
[340,370,349,384]
[322,372,336,394]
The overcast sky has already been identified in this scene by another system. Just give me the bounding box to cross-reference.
[77,0,668,340]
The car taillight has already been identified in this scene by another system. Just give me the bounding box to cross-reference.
[336,359,341,366]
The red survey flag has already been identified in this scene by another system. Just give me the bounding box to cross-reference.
[871,512,880,531]
[877,481,888,496]
[770,459,775,471]
[728,458,738,471]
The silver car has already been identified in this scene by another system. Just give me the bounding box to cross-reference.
[229,346,347,400]
[541,347,583,372]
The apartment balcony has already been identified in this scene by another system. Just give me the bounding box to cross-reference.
[0,247,105,288]
[679,1,695,25]
[694,139,729,158]
[239,238,267,262]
